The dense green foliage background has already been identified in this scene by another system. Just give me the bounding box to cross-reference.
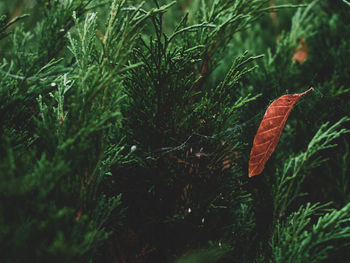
[1,0,350,262]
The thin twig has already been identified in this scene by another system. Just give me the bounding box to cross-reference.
[342,0,350,6]
[192,56,210,95]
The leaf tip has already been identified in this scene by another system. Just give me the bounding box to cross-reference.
[298,87,314,96]
[248,167,260,178]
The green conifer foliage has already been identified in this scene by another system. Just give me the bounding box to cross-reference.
[1,0,350,262]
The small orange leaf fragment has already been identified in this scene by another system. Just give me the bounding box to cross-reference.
[269,1,278,25]
[292,37,309,63]
[248,88,314,177]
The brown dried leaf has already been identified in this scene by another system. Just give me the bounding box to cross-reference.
[248,88,314,177]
